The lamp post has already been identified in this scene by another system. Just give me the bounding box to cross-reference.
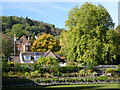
[14,34,16,66]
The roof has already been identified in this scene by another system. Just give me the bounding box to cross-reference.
[44,50,59,59]
[21,51,60,59]
[21,52,44,56]
[9,56,20,63]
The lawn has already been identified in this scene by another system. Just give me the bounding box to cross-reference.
[2,83,120,90]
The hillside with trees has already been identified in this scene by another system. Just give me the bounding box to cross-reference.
[1,16,63,58]
[2,16,63,38]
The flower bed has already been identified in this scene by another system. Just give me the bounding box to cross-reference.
[31,76,119,85]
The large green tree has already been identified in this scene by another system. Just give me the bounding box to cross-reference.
[31,33,61,52]
[7,24,25,38]
[2,34,14,58]
[60,2,119,65]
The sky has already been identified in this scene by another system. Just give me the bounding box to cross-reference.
[1,1,118,29]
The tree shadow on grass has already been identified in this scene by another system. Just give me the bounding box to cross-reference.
[2,76,39,90]
[2,77,120,90]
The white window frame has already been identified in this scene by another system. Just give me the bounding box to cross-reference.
[23,55,31,61]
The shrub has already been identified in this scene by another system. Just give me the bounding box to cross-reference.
[30,70,40,75]
[116,64,120,73]
[14,63,21,72]
[43,73,51,78]
[25,72,29,75]
[92,71,98,76]
[87,70,93,73]
[86,64,94,70]
[20,66,30,73]
[7,71,15,75]
[2,61,11,72]
[59,66,82,73]
[86,78,93,82]
[79,69,87,76]
[105,68,116,73]
[97,76,108,81]
[37,57,59,67]
[38,67,47,73]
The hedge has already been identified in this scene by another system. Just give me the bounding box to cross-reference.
[59,66,82,73]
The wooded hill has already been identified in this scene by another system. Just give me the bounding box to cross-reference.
[2,16,63,37]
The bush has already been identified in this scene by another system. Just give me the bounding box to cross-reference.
[20,66,30,73]
[2,61,11,72]
[79,69,87,76]
[116,65,120,73]
[86,64,94,70]
[97,76,108,81]
[25,72,29,75]
[38,67,47,73]
[105,68,116,73]
[30,70,40,75]
[14,63,21,72]
[59,66,82,73]
[92,71,98,76]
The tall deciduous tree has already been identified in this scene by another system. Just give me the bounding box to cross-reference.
[31,33,61,52]
[116,25,120,64]
[2,34,14,58]
[61,2,119,65]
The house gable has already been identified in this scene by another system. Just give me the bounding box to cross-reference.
[44,50,58,59]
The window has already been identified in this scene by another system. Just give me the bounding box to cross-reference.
[25,43,28,45]
[23,55,31,61]
[34,52,39,55]
[25,47,28,51]
[34,56,40,60]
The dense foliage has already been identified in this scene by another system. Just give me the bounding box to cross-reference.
[2,16,63,58]
[2,16,63,37]
[31,33,61,52]
[60,2,119,65]
[36,57,59,67]
[2,34,14,58]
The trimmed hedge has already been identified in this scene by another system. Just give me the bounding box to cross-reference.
[59,66,82,73]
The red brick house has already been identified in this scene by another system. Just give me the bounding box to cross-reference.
[16,36,31,53]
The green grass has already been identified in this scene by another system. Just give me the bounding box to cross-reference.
[2,83,120,90]
[46,83,120,89]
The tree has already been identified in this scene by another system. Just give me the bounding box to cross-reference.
[115,25,120,64]
[61,2,118,65]
[36,57,60,73]
[2,16,63,36]
[37,57,58,66]
[31,33,61,52]
[65,3,114,30]
[60,30,68,56]
[2,34,14,58]
[6,16,15,29]
[116,25,120,30]
[9,24,25,38]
